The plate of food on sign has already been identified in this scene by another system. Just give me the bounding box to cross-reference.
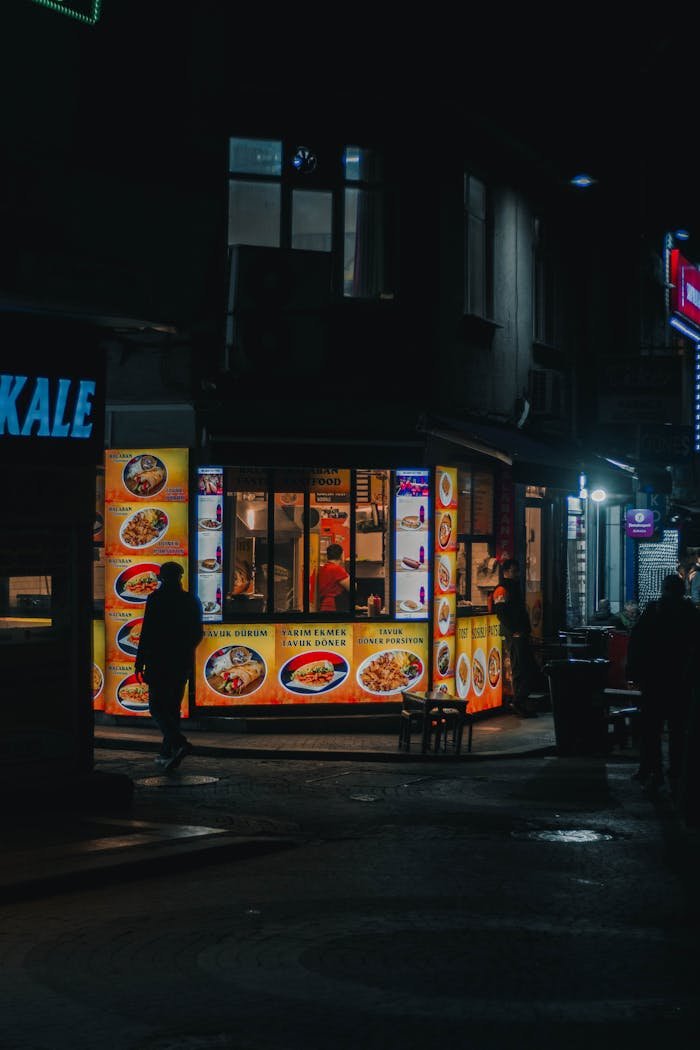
[116,673,150,712]
[116,617,143,656]
[279,650,349,695]
[356,648,424,696]
[119,507,169,549]
[204,645,266,698]
[114,563,161,603]
[122,453,168,498]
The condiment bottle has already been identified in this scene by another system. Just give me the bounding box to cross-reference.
[419,505,425,524]
[419,545,425,564]
[419,586,425,606]
[215,503,222,523]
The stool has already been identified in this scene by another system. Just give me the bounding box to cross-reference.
[605,706,640,750]
[399,706,474,754]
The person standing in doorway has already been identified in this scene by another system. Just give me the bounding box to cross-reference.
[493,558,538,718]
[135,561,204,772]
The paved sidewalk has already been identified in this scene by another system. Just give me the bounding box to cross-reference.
[3,711,562,903]
[95,708,559,763]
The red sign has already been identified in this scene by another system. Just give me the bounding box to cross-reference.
[670,249,700,328]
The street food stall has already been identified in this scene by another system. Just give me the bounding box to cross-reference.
[95,456,505,719]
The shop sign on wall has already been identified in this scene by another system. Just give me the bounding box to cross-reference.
[625,508,654,539]
[195,622,429,706]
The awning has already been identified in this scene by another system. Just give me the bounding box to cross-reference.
[420,414,637,497]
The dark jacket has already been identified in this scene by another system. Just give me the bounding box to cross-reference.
[626,596,700,693]
[136,583,204,677]
[493,578,532,638]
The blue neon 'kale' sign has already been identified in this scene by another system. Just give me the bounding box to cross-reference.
[0,374,95,439]
[31,0,102,26]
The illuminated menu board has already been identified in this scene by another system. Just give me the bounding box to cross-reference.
[196,467,224,623]
[432,467,458,694]
[92,618,105,712]
[393,470,430,620]
[195,621,429,706]
[103,449,189,717]
[455,614,502,713]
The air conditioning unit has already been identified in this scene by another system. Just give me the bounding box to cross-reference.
[529,368,564,418]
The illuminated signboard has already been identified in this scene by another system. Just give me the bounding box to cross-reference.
[0,374,95,439]
[32,0,102,25]
[195,621,430,706]
[393,470,430,620]
[104,449,189,718]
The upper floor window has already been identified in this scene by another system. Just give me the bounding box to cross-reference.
[464,174,491,318]
[533,216,556,345]
[227,137,389,298]
[343,146,384,298]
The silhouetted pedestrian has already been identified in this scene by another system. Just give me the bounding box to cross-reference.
[493,558,538,718]
[626,574,700,795]
[135,561,204,771]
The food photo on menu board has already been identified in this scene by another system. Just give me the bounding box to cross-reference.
[105,449,189,503]
[394,470,430,619]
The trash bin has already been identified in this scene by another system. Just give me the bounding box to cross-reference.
[544,658,610,755]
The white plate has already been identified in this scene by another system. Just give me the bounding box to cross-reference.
[202,601,221,615]
[435,641,450,677]
[122,453,168,498]
[399,517,422,531]
[92,665,104,700]
[437,555,452,592]
[279,650,349,695]
[437,598,451,635]
[456,652,470,698]
[204,645,266,698]
[399,599,423,614]
[438,470,453,507]
[119,507,169,550]
[199,518,222,531]
[472,647,487,696]
[356,648,424,696]
[200,561,221,573]
[488,645,502,687]
[438,513,452,549]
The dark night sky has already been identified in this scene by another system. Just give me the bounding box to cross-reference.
[3,4,695,238]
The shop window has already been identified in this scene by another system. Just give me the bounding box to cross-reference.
[291,189,333,252]
[0,574,53,628]
[464,173,492,319]
[309,487,351,613]
[227,138,390,298]
[272,491,305,612]
[354,469,389,612]
[457,466,497,607]
[226,488,269,615]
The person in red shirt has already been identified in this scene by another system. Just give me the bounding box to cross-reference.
[317,543,350,612]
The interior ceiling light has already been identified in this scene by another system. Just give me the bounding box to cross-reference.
[675,228,690,240]
[570,173,596,188]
